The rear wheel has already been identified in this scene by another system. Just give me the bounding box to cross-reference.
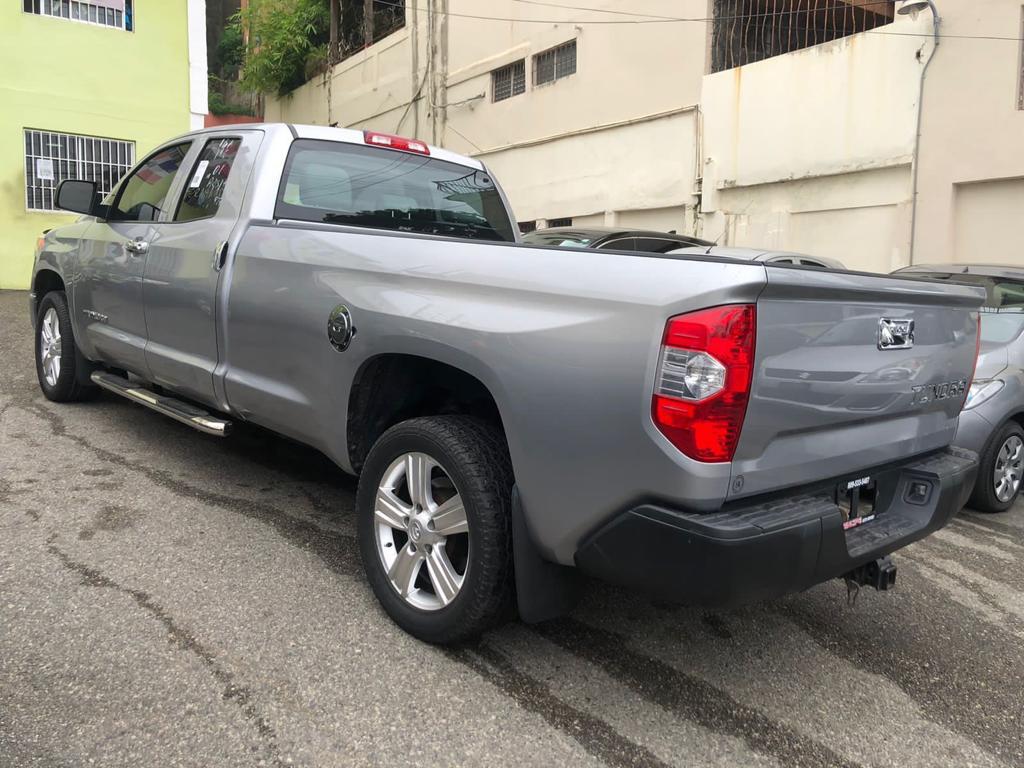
[34,291,94,402]
[969,422,1024,513]
[356,416,513,643]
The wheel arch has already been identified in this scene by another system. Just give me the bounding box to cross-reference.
[33,268,65,300]
[346,353,508,475]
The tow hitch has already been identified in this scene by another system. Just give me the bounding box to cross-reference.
[842,556,897,605]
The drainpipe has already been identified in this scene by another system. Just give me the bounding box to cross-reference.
[906,5,942,265]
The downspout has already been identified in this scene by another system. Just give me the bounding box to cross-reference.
[907,11,942,265]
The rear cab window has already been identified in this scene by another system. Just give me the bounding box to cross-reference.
[275,139,516,242]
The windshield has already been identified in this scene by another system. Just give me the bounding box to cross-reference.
[275,139,516,243]
[905,272,1024,344]
[980,311,1024,343]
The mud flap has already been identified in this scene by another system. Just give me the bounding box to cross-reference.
[512,485,584,623]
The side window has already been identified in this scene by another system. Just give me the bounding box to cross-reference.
[634,238,683,254]
[109,143,190,222]
[597,237,637,251]
[176,138,241,222]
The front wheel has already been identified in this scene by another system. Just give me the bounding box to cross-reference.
[969,422,1024,513]
[356,416,514,643]
[34,291,94,402]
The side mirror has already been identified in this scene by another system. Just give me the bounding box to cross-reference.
[55,179,99,216]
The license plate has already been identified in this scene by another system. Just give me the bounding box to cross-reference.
[838,476,877,531]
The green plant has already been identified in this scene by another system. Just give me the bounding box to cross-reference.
[216,18,245,78]
[208,81,257,117]
[238,0,329,97]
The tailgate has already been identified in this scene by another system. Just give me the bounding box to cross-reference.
[729,267,985,500]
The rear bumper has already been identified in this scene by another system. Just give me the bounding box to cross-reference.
[574,447,977,608]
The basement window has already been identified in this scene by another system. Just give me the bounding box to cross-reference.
[492,60,526,102]
[548,217,573,228]
[710,0,894,72]
[24,0,133,30]
[518,220,538,234]
[24,129,135,212]
[534,40,577,86]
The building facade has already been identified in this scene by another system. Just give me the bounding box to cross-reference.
[0,0,207,289]
[701,0,1024,272]
[265,0,710,237]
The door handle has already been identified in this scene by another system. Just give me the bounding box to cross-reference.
[124,238,149,255]
[212,241,229,271]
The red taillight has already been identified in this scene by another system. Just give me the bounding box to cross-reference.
[652,304,756,462]
[363,130,430,155]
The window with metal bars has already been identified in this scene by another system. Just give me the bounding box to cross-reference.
[335,0,406,62]
[548,217,573,228]
[518,220,537,234]
[492,60,526,102]
[710,0,893,73]
[23,0,133,30]
[24,129,135,212]
[534,40,577,86]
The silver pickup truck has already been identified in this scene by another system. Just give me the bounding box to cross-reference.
[30,123,983,643]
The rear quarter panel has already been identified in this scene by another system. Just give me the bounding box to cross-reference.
[223,225,766,562]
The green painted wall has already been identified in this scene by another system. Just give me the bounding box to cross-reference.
[0,4,193,289]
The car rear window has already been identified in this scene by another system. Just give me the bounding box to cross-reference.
[275,139,515,243]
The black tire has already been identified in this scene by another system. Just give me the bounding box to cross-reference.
[969,421,1024,514]
[356,416,514,644]
[34,291,94,402]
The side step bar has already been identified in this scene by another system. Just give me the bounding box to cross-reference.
[90,371,232,437]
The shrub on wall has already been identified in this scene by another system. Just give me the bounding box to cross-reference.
[238,0,329,96]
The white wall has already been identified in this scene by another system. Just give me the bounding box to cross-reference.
[914,0,1024,265]
[699,13,932,271]
[267,0,710,234]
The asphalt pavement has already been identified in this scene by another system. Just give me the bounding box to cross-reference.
[2,288,1023,767]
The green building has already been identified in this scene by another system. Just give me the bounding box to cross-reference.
[1,1,207,289]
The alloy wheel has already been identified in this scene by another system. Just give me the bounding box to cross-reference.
[373,452,470,611]
[39,307,62,387]
[993,434,1023,503]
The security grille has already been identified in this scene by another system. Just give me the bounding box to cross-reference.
[518,220,538,234]
[492,60,526,102]
[548,217,573,228]
[711,0,893,72]
[23,0,133,30]
[24,129,135,212]
[534,40,577,86]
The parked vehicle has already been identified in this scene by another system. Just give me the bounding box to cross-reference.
[894,264,1024,512]
[668,245,846,270]
[522,226,711,253]
[30,124,983,643]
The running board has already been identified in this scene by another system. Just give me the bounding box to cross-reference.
[90,371,232,437]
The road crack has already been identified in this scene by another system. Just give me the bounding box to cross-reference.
[47,543,285,768]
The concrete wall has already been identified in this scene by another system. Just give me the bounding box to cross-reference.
[0,4,201,289]
[699,13,931,272]
[267,0,709,234]
[913,0,1024,266]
